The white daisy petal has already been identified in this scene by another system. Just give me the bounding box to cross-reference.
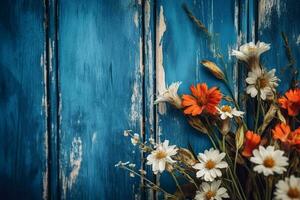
[245,67,279,100]
[250,145,288,177]
[146,140,177,174]
[274,175,300,200]
[195,181,229,200]
[193,148,228,182]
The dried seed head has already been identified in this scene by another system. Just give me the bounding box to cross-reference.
[201,60,225,80]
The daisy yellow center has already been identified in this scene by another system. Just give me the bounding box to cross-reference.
[287,188,300,198]
[257,77,268,88]
[205,191,216,200]
[155,150,167,160]
[263,157,275,168]
[221,105,232,112]
[205,160,216,170]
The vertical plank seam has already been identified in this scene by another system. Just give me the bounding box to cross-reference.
[44,0,52,199]
[54,0,61,199]
[153,0,159,199]
[141,0,147,199]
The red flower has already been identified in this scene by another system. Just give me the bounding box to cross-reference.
[278,89,300,116]
[182,83,222,116]
[242,131,261,157]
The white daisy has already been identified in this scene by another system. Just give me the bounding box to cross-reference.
[232,41,270,67]
[146,140,177,174]
[194,180,229,200]
[274,175,300,200]
[154,82,182,109]
[131,133,139,146]
[246,67,280,100]
[250,146,288,176]
[193,148,228,182]
[216,105,244,120]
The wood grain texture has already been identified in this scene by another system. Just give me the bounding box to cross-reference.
[257,0,300,93]
[1,0,300,199]
[155,0,240,193]
[57,0,144,199]
[0,0,48,199]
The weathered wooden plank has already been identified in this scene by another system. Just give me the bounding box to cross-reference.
[47,0,60,199]
[0,0,48,199]
[257,0,300,93]
[57,0,144,199]
[143,0,157,199]
[155,0,241,193]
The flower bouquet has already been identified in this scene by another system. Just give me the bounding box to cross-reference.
[116,7,300,200]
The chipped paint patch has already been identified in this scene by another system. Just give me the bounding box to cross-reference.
[68,137,83,188]
[130,37,143,127]
[156,6,167,115]
[92,132,97,143]
[258,0,285,29]
[42,130,48,200]
[61,137,83,197]
[234,1,238,34]
[134,11,139,28]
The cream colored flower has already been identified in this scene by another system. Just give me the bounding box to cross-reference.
[274,175,300,200]
[194,180,229,200]
[216,105,244,120]
[250,146,288,176]
[246,68,279,100]
[146,140,177,174]
[232,41,270,68]
[154,82,182,109]
[193,148,228,182]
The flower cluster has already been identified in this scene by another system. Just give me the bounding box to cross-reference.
[116,15,300,200]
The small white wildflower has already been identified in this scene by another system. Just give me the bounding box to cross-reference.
[123,130,131,137]
[232,41,270,68]
[154,82,182,109]
[193,148,228,182]
[250,146,288,176]
[274,175,300,200]
[246,68,280,100]
[194,180,229,200]
[146,140,177,174]
[216,105,244,120]
[128,163,136,168]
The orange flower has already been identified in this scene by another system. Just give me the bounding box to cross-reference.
[182,83,222,116]
[278,89,300,116]
[242,131,261,157]
[272,123,300,148]
[272,123,291,143]
[290,129,300,147]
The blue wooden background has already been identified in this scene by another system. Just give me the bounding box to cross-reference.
[0,0,299,199]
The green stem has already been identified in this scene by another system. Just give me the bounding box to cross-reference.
[222,136,226,153]
[224,79,248,129]
[171,172,185,198]
[233,148,238,173]
[255,96,261,132]
[118,166,176,198]
[228,166,247,200]
[173,165,199,190]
